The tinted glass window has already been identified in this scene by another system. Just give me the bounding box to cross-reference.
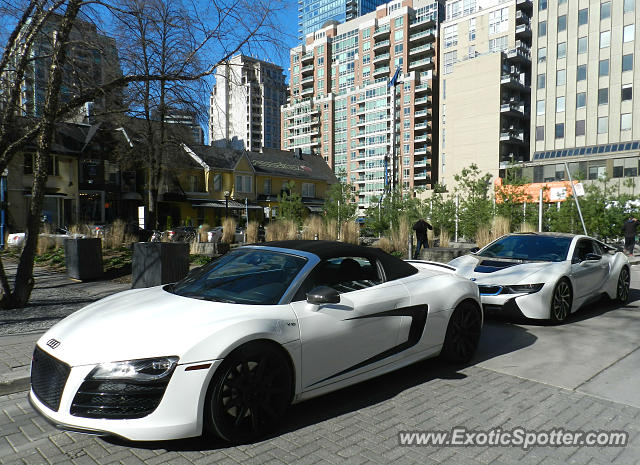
[170,249,307,305]
[306,256,382,295]
[478,235,572,262]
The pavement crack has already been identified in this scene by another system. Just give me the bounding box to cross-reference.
[574,345,640,391]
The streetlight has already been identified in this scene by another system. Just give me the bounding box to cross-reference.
[224,190,230,219]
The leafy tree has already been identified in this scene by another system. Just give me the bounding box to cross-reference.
[323,181,358,223]
[423,186,455,237]
[453,164,493,240]
[278,181,305,225]
[494,166,534,229]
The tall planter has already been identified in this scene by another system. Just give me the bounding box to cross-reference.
[64,238,103,280]
[132,242,189,289]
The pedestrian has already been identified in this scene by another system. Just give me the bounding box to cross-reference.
[622,215,640,256]
[412,218,433,259]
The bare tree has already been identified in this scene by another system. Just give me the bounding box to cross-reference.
[0,0,287,309]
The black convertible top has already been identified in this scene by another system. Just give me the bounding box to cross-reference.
[252,240,419,281]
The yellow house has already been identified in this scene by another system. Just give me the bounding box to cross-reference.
[182,145,337,225]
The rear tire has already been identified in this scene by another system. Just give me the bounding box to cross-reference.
[205,341,292,444]
[615,267,630,304]
[441,301,482,364]
[550,279,572,323]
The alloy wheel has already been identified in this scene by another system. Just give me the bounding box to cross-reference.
[442,303,482,364]
[551,280,572,323]
[616,267,630,304]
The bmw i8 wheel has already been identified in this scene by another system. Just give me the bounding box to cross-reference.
[615,267,630,304]
[441,301,482,364]
[550,279,572,323]
[206,342,292,443]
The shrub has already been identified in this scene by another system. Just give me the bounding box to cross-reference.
[372,237,392,253]
[222,218,237,243]
[491,216,511,241]
[302,216,324,240]
[325,219,338,241]
[340,221,359,245]
[103,219,126,249]
[390,216,410,255]
[517,222,536,233]
[475,225,491,248]
[36,235,56,255]
[246,221,259,243]
[439,229,451,247]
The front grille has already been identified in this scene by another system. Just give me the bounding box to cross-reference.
[31,346,71,412]
[478,285,503,295]
[70,379,171,419]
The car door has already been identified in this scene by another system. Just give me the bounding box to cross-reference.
[289,256,411,391]
[570,239,609,298]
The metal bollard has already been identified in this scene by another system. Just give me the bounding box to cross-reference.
[408,235,413,260]
[314,233,319,240]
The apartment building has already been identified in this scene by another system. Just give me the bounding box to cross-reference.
[525,0,640,191]
[209,55,287,153]
[438,0,533,188]
[298,0,391,41]
[283,0,444,209]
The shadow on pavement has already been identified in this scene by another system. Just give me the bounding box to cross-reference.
[104,322,536,452]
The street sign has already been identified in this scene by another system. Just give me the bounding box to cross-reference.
[573,182,585,197]
[549,187,568,201]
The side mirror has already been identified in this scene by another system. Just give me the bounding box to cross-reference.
[585,253,601,261]
[469,247,480,253]
[307,286,340,305]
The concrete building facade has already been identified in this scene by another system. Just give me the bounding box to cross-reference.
[209,55,287,153]
[283,0,444,209]
[525,0,640,192]
[438,0,533,188]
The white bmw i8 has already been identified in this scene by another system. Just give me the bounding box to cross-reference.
[30,241,481,443]
[448,233,630,323]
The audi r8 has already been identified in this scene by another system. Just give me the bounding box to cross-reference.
[448,233,630,323]
[30,241,481,443]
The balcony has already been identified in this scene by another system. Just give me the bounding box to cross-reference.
[414,134,430,143]
[516,0,533,12]
[409,30,435,42]
[409,14,436,29]
[373,39,390,50]
[409,43,434,56]
[373,66,390,76]
[414,147,429,155]
[516,10,530,24]
[414,96,430,106]
[414,122,429,130]
[500,74,529,92]
[301,52,314,63]
[301,86,314,96]
[373,52,390,63]
[414,172,429,181]
[414,82,432,93]
[301,75,314,84]
[515,24,532,40]
[499,130,526,144]
[413,159,429,169]
[373,25,390,38]
[301,64,314,75]
[409,57,434,71]
[505,46,531,64]
[500,101,527,117]
[414,109,429,118]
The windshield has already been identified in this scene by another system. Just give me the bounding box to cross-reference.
[478,235,572,262]
[169,249,307,305]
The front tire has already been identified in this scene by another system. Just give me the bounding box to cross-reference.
[615,267,630,304]
[206,341,292,443]
[441,301,482,364]
[550,279,572,323]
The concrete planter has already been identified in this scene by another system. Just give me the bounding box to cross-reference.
[132,242,189,289]
[64,238,103,280]
[418,247,474,264]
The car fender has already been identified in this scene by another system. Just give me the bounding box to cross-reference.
[603,252,630,299]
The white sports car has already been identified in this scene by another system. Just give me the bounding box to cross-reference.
[30,241,482,443]
[448,233,630,323]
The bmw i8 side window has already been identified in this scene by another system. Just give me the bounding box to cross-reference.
[572,240,594,263]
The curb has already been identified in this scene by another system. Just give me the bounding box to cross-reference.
[0,368,30,396]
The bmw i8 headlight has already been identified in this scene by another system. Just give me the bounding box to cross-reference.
[505,283,545,294]
[88,356,179,382]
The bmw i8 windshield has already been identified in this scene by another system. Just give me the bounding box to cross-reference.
[478,235,573,262]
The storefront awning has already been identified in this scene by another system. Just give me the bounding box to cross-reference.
[192,200,263,210]
[307,205,324,213]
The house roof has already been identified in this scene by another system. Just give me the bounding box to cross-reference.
[248,149,338,184]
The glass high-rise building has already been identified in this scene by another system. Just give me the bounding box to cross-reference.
[298,0,391,41]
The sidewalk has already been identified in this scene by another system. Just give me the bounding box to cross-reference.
[0,261,129,395]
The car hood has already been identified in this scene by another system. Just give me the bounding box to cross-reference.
[36,286,294,366]
[448,254,561,284]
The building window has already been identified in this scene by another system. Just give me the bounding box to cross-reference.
[213,173,222,191]
[468,45,476,59]
[576,120,586,136]
[536,126,544,141]
[394,44,403,55]
[598,116,608,134]
[538,47,547,63]
[555,123,564,139]
[598,88,609,105]
[624,24,635,42]
[302,182,315,197]
[622,84,633,100]
[557,42,566,59]
[394,17,403,28]
[539,20,547,37]
[489,35,508,53]
[600,30,610,48]
[576,92,586,108]
[625,0,635,13]
[469,18,476,41]
[578,8,588,26]
[537,100,545,115]
[601,2,611,19]
[621,113,633,131]
[489,8,509,35]
[578,36,588,54]
[599,59,609,76]
[537,73,546,89]
[443,25,458,48]
[539,0,547,10]
[557,69,566,86]
[559,0,567,4]
[558,15,567,32]
[623,54,634,71]
[556,96,565,113]
[443,51,457,74]
[263,178,271,195]
[577,64,587,81]
[394,30,403,42]
[235,174,252,193]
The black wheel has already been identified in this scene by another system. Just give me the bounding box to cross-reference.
[441,301,482,364]
[206,341,292,443]
[615,267,630,304]
[550,279,572,323]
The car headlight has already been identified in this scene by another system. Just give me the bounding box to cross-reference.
[88,356,179,382]
[505,283,545,294]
